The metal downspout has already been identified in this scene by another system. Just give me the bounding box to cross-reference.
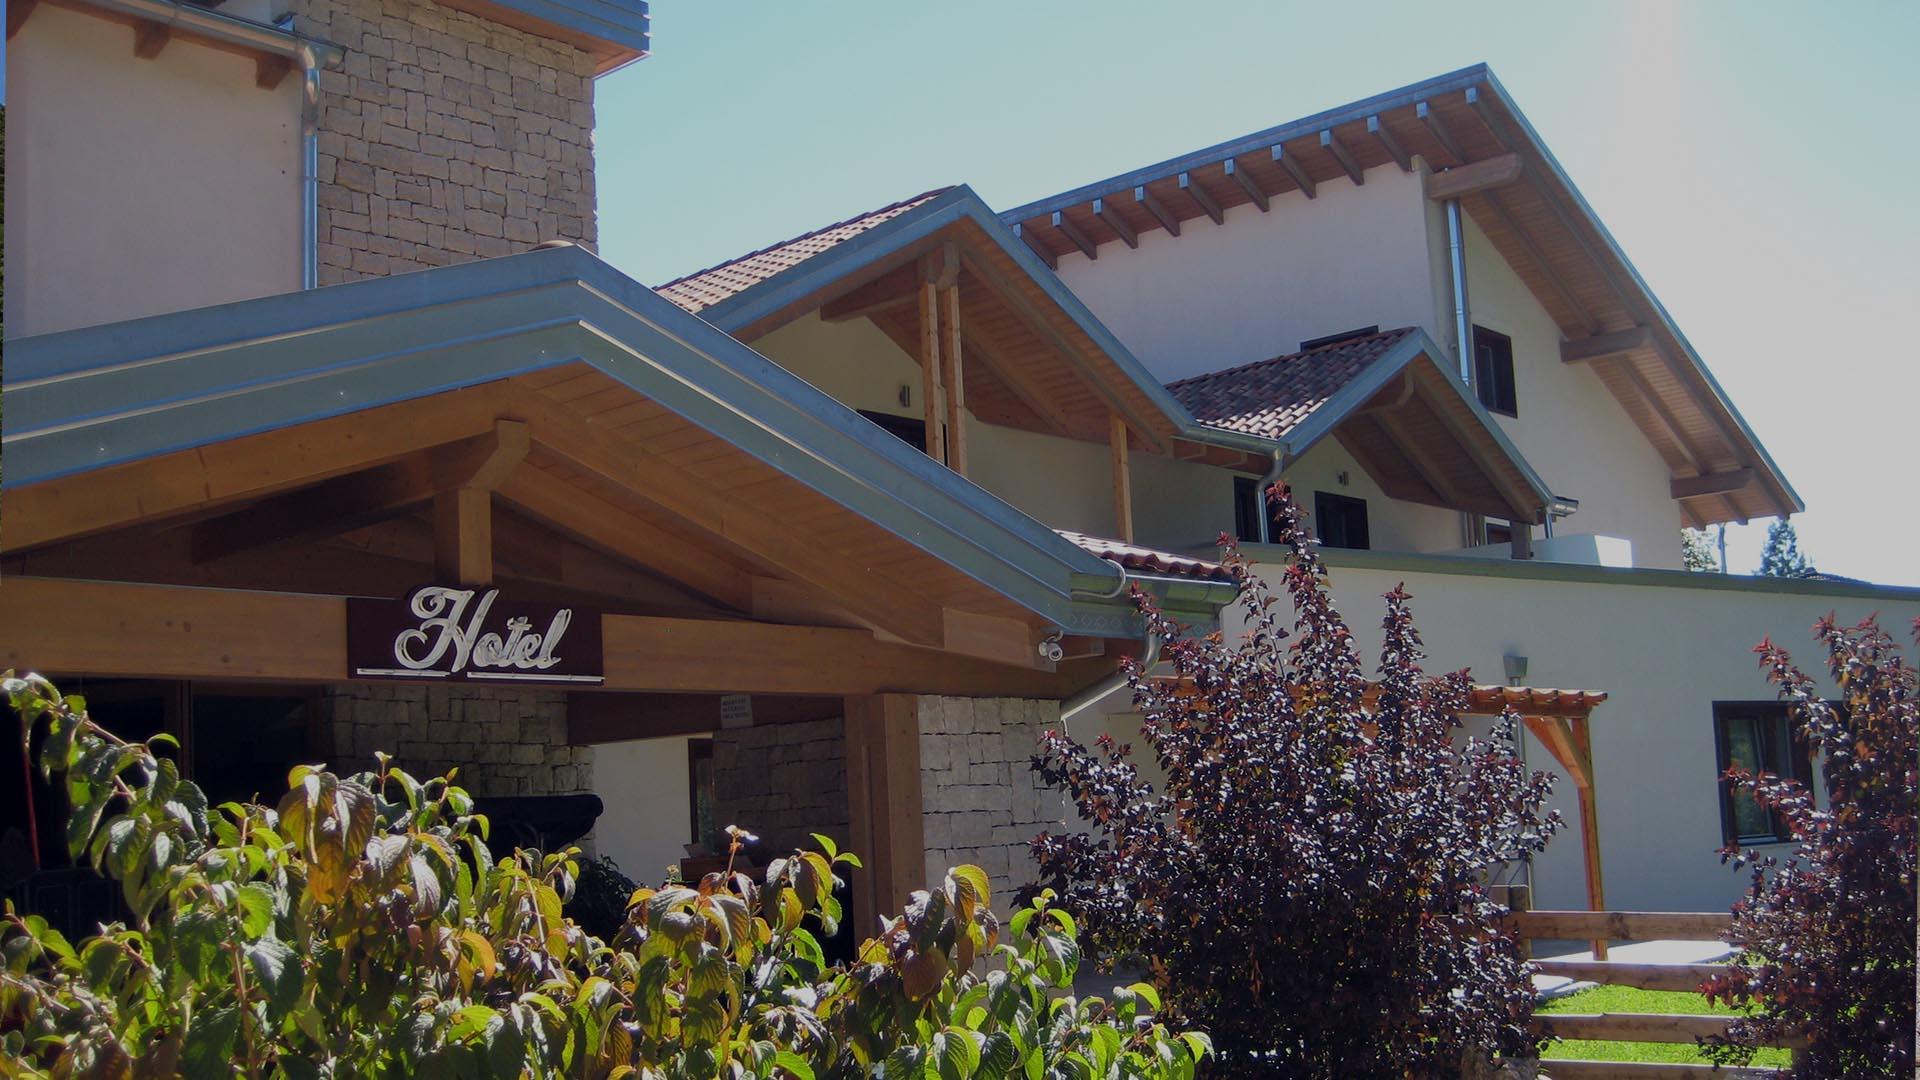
[300,45,323,290]
[1255,448,1286,545]
[1060,558,1159,725]
[1446,198,1473,384]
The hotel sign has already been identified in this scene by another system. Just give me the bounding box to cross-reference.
[347,585,603,685]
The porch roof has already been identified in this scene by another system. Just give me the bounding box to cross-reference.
[999,64,1799,529]
[3,244,1236,645]
[1170,327,1555,525]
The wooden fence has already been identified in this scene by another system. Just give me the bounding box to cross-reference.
[1491,887,1804,1080]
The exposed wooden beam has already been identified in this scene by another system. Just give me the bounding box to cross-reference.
[187,420,529,564]
[1423,151,1523,201]
[1013,223,1057,271]
[1222,158,1269,211]
[1177,171,1223,224]
[1371,407,1466,508]
[1092,197,1138,249]
[1610,350,1711,474]
[0,575,1114,698]
[960,332,1074,436]
[1417,369,1542,523]
[255,53,293,89]
[1478,189,1599,335]
[1109,413,1135,544]
[845,693,927,932]
[1050,210,1098,260]
[1416,100,1464,166]
[1523,173,1639,314]
[956,250,1173,454]
[918,278,948,467]
[434,486,492,584]
[1134,185,1181,236]
[1670,468,1754,501]
[1464,86,1511,151]
[8,0,40,39]
[1367,115,1410,172]
[494,470,756,612]
[1320,129,1364,186]
[819,264,920,322]
[133,18,170,58]
[568,692,842,744]
[1270,144,1317,199]
[515,399,951,649]
[939,281,968,475]
[1560,325,1653,364]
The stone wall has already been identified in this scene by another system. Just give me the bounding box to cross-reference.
[292,0,597,283]
[710,717,850,858]
[320,682,592,797]
[917,696,1064,908]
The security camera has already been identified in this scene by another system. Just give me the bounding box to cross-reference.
[1037,639,1065,663]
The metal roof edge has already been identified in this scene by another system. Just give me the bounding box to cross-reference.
[996,64,1493,225]
[1227,544,1920,603]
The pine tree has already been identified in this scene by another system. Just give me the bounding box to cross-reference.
[1682,527,1720,573]
[1756,518,1815,578]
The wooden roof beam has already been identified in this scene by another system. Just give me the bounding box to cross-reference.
[1417,371,1543,523]
[820,264,921,322]
[1424,152,1523,201]
[1479,189,1599,335]
[1320,129,1364,186]
[1416,100,1464,166]
[1670,468,1754,501]
[1371,409,1467,509]
[7,0,38,39]
[961,331,1075,436]
[133,18,171,58]
[1368,115,1410,172]
[1222,158,1269,211]
[1465,86,1512,151]
[1178,171,1224,224]
[1611,352,1712,475]
[1561,325,1653,364]
[1092,197,1138,249]
[1013,222,1057,271]
[1271,145,1317,198]
[1051,210,1098,261]
[1134,185,1181,236]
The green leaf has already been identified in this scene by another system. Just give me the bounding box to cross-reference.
[181,1004,241,1077]
[236,883,274,941]
[246,936,303,1022]
[1125,981,1161,1013]
[934,1028,982,1080]
[977,1032,1019,1080]
[1178,1032,1212,1062]
[773,1049,816,1080]
[809,832,838,859]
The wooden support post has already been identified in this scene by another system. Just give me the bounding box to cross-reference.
[939,281,968,475]
[844,694,926,938]
[918,279,947,465]
[434,487,492,584]
[1109,413,1134,544]
[1570,713,1607,958]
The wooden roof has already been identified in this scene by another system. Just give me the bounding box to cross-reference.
[1001,65,1799,529]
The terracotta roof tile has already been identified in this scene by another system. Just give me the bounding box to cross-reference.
[654,188,953,313]
[1057,530,1235,584]
[1166,327,1419,441]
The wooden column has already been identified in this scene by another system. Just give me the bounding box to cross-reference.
[1109,413,1135,543]
[844,693,926,935]
[939,280,968,475]
[1523,713,1608,959]
[918,280,947,466]
[434,487,492,584]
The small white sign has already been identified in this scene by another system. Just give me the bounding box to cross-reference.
[718,694,755,729]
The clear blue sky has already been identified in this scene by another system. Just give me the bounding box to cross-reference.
[594,1,1920,585]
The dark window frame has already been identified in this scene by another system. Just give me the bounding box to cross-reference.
[856,410,928,454]
[1472,325,1518,417]
[1233,476,1265,543]
[687,738,716,852]
[1712,701,1816,846]
[1312,490,1371,551]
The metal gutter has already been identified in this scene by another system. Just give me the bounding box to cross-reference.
[1445,199,1473,384]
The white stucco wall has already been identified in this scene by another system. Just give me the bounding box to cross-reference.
[1281,439,1465,554]
[1457,214,1686,568]
[5,6,305,339]
[593,735,697,885]
[1221,554,1920,913]
[1051,164,1440,384]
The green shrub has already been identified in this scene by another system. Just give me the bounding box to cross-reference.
[1,672,1208,1080]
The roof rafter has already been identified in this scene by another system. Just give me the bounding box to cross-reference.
[1222,158,1270,211]
[1320,129,1364,186]
[1367,115,1410,171]
[1271,145,1317,198]
[1134,185,1182,236]
[1051,210,1098,261]
[1092,197,1139,249]
[1178,171,1224,224]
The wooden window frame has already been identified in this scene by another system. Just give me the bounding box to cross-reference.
[1312,490,1371,551]
[1712,701,1816,846]
[1472,325,1518,417]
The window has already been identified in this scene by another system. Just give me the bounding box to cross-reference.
[1299,325,1380,352]
[1483,520,1514,547]
[857,410,928,454]
[1233,476,1266,542]
[1312,491,1370,550]
[1472,326,1517,416]
[687,739,717,853]
[1713,703,1814,845]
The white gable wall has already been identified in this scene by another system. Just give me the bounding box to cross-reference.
[1051,165,1440,383]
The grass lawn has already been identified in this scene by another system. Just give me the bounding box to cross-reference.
[1538,984,1791,1068]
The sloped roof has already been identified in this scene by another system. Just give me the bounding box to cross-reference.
[1058,530,1234,584]
[1167,328,1419,441]
[656,189,952,313]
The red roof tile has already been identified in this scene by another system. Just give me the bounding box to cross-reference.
[654,189,953,313]
[1058,530,1235,584]
[1166,327,1419,441]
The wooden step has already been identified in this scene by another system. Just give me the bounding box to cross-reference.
[1539,1059,1785,1079]
[1533,1013,1801,1048]
[1512,910,1734,943]
[1534,960,1726,993]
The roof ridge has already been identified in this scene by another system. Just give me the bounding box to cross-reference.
[654,186,956,290]
[1166,326,1418,390]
